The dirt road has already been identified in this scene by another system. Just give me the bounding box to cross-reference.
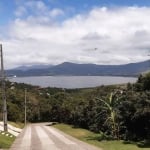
[10,123,101,150]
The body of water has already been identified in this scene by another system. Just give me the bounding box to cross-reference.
[9,76,137,89]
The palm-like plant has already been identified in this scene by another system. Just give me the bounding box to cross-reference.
[97,91,122,140]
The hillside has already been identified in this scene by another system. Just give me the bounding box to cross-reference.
[3,72,150,144]
[6,60,150,77]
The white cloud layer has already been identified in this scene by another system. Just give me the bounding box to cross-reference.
[1,4,150,69]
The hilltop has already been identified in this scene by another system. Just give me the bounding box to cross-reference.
[6,60,150,77]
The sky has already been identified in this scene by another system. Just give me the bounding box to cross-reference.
[0,0,150,69]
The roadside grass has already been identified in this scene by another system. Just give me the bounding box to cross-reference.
[53,123,150,150]
[8,121,24,129]
[0,132,15,149]
[0,122,23,149]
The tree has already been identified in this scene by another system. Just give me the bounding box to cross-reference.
[135,72,150,91]
[118,91,150,141]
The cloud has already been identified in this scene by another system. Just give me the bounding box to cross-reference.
[49,8,64,17]
[15,6,27,17]
[81,32,110,41]
[25,1,48,13]
[1,5,150,69]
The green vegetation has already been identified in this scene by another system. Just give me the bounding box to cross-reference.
[96,91,122,140]
[54,123,150,150]
[0,72,150,148]
[8,121,24,129]
[0,132,15,149]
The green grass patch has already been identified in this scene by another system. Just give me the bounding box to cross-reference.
[0,132,15,149]
[8,121,24,129]
[53,123,150,150]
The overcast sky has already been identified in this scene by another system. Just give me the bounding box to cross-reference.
[0,0,150,69]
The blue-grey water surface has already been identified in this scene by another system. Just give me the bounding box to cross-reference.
[9,76,137,89]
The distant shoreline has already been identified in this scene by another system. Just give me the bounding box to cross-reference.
[7,74,139,78]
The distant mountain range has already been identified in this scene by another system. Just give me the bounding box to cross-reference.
[6,60,150,77]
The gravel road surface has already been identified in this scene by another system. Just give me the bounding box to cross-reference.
[10,123,102,150]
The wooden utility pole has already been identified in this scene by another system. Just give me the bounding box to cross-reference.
[24,88,27,126]
[0,44,7,131]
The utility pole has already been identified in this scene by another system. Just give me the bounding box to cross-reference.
[24,88,27,126]
[0,44,7,131]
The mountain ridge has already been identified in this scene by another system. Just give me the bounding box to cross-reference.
[6,60,150,77]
